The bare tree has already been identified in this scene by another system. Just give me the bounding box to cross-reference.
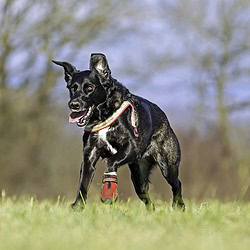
[0,0,133,195]
[151,0,250,154]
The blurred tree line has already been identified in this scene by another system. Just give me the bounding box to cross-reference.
[0,0,249,201]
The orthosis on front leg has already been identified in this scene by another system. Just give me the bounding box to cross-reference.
[101,172,118,204]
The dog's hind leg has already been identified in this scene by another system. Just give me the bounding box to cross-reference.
[153,128,185,210]
[129,161,155,210]
[158,162,185,210]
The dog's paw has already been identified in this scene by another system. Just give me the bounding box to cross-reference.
[146,203,155,211]
[172,201,186,211]
[101,197,115,205]
[70,201,85,211]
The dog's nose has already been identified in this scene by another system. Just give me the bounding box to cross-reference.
[69,101,81,111]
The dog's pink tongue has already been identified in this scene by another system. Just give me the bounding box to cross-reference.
[69,113,81,123]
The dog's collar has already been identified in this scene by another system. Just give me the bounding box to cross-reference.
[84,100,138,137]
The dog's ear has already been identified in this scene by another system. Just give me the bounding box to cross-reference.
[89,53,111,78]
[52,60,78,83]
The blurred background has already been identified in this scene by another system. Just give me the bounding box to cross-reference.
[0,0,250,202]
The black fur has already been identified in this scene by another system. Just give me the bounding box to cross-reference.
[52,53,185,209]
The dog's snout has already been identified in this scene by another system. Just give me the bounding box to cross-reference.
[69,101,81,111]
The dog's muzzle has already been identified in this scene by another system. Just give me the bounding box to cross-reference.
[69,101,81,112]
[69,106,93,127]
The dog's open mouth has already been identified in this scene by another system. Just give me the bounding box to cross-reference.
[69,107,93,127]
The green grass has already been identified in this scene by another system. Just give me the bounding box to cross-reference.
[0,196,249,250]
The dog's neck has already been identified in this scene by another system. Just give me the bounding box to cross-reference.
[89,80,131,124]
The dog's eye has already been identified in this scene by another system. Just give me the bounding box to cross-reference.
[85,85,94,93]
[71,84,78,92]
[87,86,93,92]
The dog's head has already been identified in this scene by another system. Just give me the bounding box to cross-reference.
[53,53,114,127]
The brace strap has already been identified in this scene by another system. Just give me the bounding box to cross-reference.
[103,177,117,183]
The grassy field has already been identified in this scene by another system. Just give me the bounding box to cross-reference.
[0,196,249,250]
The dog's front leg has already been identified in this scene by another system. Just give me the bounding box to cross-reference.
[71,147,99,209]
[101,142,137,203]
[105,142,137,173]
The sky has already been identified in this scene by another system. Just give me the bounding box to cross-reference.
[4,0,250,127]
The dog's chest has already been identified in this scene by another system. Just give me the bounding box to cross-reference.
[98,127,117,154]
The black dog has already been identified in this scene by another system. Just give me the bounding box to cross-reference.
[52,53,185,209]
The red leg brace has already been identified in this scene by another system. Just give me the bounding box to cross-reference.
[101,174,118,204]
